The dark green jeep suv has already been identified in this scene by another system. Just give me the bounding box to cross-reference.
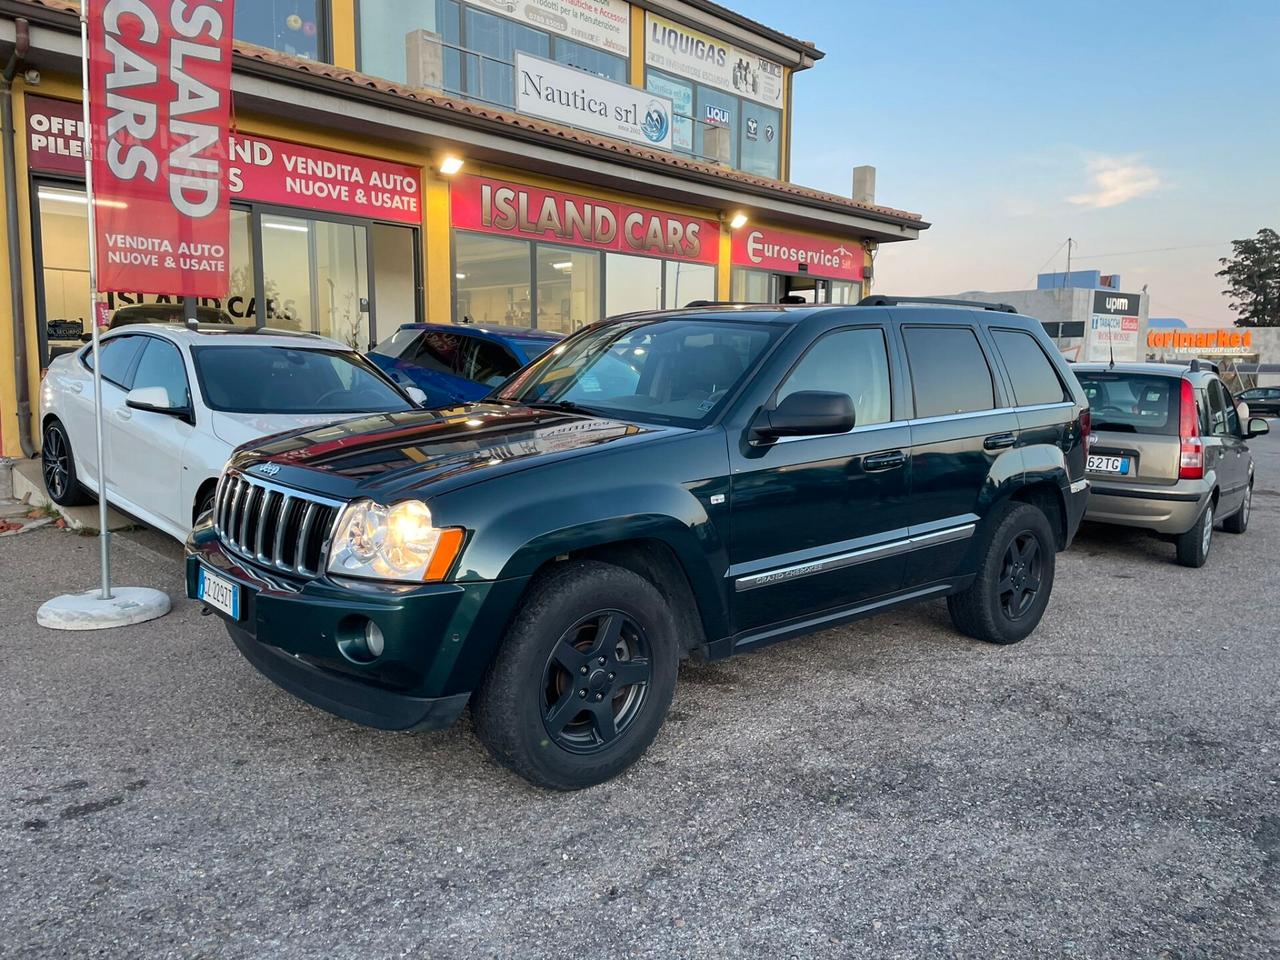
[187,298,1091,790]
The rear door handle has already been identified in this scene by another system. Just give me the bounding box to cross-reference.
[984,433,1017,451]
[69,381,84,394]
[864,450,906,472]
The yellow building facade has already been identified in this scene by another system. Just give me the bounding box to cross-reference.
[0,0,928,458]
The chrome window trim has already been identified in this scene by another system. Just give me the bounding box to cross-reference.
[908,406,1016,426]
[772,419,902,445]
[734,523,976,592]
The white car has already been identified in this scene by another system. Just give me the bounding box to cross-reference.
[40,325,422,541]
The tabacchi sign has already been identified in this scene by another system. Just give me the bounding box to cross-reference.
[731,226,864,282]
[451,175,719,264]
[88,0,233,297]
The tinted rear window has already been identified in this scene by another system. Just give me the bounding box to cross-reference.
[903,326,995,418]
[992,329,1070,406]
[1076,372,1179,435]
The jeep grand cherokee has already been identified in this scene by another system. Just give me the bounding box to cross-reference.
[188,298,1091,790]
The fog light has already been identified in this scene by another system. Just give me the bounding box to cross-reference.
[365,620,385,659]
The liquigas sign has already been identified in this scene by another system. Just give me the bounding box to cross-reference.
[88,0,234,297]
[645,13,784,107]
[515,53,673,150]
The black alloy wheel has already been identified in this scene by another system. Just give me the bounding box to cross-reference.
[998,532,1043,621]
[41,420,91,506]
[42,424,70,500]
[541,610,652,754]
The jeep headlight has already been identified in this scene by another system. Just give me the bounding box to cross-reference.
[327,499,464,583]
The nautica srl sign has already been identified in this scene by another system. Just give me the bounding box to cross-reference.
[515,52,673,151]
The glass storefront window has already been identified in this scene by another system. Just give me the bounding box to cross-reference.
[664,262,716,310]
[226,209,257,323]
[236,0,326,61]
[731,268,772,304]
[456,233,533,326]
[695,85,739,168]
[740,103,781,179]
[605,253,662,317]
[463,7,549,108]
[829,280,859,305]
[554,38,626,82]
[35,184,91,361]
[359,0,438,85]
[259,215,371,348]
[536,245,601,334]
[646,70,694,155]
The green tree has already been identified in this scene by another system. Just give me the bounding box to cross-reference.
[1217,228,1280,327]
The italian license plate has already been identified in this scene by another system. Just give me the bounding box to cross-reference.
[198,566,241,620]
[1088,455,1130,475]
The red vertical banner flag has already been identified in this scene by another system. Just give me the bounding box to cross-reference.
[87,0,234,297]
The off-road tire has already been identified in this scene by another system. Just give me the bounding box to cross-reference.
[1175,499,1214,567]
[947,502,1057,645]
[41,418,93,506]
[472,559,679,791]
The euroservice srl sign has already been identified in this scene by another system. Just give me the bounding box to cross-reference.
[732,226,864,282]
[515,53,673,151]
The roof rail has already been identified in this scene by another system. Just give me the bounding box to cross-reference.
[857,295,1018,314]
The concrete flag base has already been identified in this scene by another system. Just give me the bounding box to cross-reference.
[37,588,171,631]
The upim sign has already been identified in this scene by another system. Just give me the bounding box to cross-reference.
[88,0,234,297]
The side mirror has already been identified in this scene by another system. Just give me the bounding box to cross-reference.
[1247,416,1270,438]
[405,386,428,406]
[126,386,193,423]
[752,390,855,442]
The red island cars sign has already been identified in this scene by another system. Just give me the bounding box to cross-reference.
[88,0,234,298]
[451,174,719,264]
[731,225,864,282]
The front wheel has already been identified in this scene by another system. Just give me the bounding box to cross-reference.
[948,502,1057,645]
[472,560,679,790]
[41,419,92,507]
[1175,500,1214,567]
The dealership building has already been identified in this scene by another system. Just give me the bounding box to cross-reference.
[0,0,928,458]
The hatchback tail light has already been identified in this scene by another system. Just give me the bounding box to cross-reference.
[1079,407,1091,450]
[1179,378,1204,480]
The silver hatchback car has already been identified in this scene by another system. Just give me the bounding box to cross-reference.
[1075,361,1270,567]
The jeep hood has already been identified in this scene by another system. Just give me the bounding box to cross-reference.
[226,403,680,501]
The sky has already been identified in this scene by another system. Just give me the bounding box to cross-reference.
[727,0,1280,324]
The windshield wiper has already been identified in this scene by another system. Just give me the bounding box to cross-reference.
[521,399,600,417]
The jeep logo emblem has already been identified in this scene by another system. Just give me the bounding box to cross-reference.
[255,463,281,477]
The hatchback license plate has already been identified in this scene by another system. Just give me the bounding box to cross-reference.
[198,566,241,620]
[1088,455,1130,475]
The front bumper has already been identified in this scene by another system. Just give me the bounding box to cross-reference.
[1084,479,1210,535]
[186,526,527,732]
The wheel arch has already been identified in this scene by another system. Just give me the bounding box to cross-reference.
[496,520,729,655]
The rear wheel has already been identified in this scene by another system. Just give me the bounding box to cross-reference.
[1175,500,1214,567]
[948,502,1056,645]
[1222,482,1251,535]
[41,419,92,507]
[472,560,679,790]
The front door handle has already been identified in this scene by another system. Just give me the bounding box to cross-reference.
[113,408,132,422]
[864,450,906,472]
[984,433,1017,451]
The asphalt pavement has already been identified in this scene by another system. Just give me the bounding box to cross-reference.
[2,433,1278,959]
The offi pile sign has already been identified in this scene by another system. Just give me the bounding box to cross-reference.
[89,0,233,297]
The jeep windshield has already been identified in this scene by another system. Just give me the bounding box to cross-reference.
[493,319,781,426]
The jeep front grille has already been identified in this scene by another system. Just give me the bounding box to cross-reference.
[213,470,343,578]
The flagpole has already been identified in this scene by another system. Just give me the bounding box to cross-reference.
[78,0,110,600]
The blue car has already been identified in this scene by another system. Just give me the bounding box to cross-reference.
[367,323,562,407]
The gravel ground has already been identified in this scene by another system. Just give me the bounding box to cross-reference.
[2,433,1278,960]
